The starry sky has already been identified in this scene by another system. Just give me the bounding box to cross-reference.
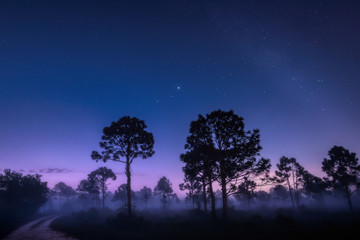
[0,0,359,194]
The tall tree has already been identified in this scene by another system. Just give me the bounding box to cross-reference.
[275,157,306,209]
[184,110,269,219]
[154,176,176,208]
[91,116,155,216]
[208,110,270,219]
[182,114,217,216]
[89,167,116,208]
[322,145,360,211]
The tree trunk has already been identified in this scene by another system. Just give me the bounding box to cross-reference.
[287,179,295,209]
[191,188,195,209]
[345,186,353,212]
[126,160,132,216]
[102,180,105,208]
[295,173,299,208]
[102,189,105,209]
[208,179,216,217]
[102,191,105,208]
[58,195,61,209]
[202,178,208,213]
[219,157,228,220]
[294,171,301,208]
[221,178,228,220]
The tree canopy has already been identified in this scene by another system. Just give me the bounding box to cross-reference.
[275,156,306,209]
[139,186,153,207]
[154,176,176,208]
[0,169,48,219]
[322,145,360,211]
[182,110,271,219]
[89,167,116,208]
[53,182,76,200]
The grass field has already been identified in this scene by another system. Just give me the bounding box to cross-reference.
[50,208,360,240]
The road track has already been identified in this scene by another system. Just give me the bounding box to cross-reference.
[4,216,77,240]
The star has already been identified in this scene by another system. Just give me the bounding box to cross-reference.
[176,85,183,92]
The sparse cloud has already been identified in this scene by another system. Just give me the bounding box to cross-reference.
[2,168,72,174]
[38,168,72,174]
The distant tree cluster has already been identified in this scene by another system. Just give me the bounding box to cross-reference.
[45,171,175,214]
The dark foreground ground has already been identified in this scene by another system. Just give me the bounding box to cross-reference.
[50,208,360,240]
[0,211,56,239]
[4,215,77,240]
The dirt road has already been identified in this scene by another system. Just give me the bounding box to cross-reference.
[4,216,77,240]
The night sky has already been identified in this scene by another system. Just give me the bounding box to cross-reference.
[1,0,360,193]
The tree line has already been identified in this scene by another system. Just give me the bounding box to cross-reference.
[89,110,360,219]
[179,110,360,218]
[49,169,177,211]
[1,109,359,227]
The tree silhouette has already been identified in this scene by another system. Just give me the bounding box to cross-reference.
[234,177,257,208]
[113,184,127,204]
[180,144,217,215]
[322,145,360,211]
[113,184,136,207]
[139,186,153,208]
[0,169,48,219]
[302,172,327,207]
[89,167,116,208]
[154,176,175,208]
[91,116,155,216]
[53,182,76,208]
[184,110,269,219]
[270,185,289,201]
[77,177,100,208]
[255,190,271,203]
[275,157,306,209]
[179,173,202,210]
